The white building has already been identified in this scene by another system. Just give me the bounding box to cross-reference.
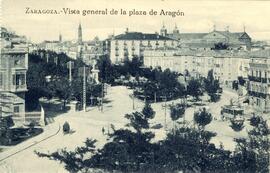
[106,29,178,64]
[248,49,270,113]
[144,49,250,86]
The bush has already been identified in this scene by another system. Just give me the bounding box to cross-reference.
[194,107,212,128]
[249,115,263,127]
[230,119,245,132]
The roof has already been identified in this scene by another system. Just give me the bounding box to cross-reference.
[179,33,207,39]
[113,32,174,40]
[172,49,250,57]
[250,49,270,58]
[169,30,250,43]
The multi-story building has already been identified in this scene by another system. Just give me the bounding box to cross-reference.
[0,28,28,123]
[144,49,250,86]
[162,24,252,51]
[247,49,270,113]
[105,28,178,64]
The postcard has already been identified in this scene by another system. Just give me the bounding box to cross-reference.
[1,0,270,172]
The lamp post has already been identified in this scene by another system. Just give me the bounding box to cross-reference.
[83,66,86,112]
[160,95,167,131]
[132,91,135,110]
[101,82,104,112]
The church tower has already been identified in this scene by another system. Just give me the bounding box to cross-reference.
[78,23,82,44]
[173,23,179,34]
[160,22,167,36]
[59,33,62,42]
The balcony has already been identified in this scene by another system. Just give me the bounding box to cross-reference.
[10,84,27,92]
[248,91,268,99]
[248,76,269,83]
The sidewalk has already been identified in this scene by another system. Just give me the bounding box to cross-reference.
[0,121,60,162]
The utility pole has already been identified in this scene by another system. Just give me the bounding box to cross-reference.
[164,97,167,131]
[69,61,72,83]
[83,66,86,112]
[161,95,167,131]
[101,82,104,112]
[132,91,135,110]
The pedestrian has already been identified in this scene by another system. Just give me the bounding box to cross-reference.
[102,127,105,135]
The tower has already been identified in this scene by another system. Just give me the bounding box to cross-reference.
[78,23,82,44]
[160,22,167,36]
[59,33,62,42]
[173,23,179,34]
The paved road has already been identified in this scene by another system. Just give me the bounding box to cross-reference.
[0,86,253,172]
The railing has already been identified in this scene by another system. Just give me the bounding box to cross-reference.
[248,76,269,83]
[248,91,268,99]
[13,106,45,126]
[10,84,27,92]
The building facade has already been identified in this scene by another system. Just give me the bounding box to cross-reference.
[105,29,178,64]
[144,49,250,86]
[162,24,252,51]
[247,50,270,113]
[0,28,28,124]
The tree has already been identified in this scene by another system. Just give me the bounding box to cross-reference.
[204,70,221,102]
[238,76,246,86]
[232,81,239,90]
[170,103,186,132]
[97,54,115,83]
[194,107,212,129]
[49,77,72,109]
[249,115,263,127]
[35,138,97,173]
[142,101,155,119]
[230,119,245,132]
[212,42,229,50]
[0,116,15,145]
[233,118,270,172]
[187,79,203,100]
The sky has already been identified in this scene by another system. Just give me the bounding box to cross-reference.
[2,0,270,43]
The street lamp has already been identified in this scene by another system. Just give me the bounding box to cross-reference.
[160,95,167,131]
[132,91,135,110]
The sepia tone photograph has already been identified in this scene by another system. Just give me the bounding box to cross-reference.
[0,0,270,172]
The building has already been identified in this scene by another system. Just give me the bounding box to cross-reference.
[0,27,28,124]
[38,23,104,66]
[144,49,250,86]
[162,24,252,51]
[78,23,83,44]
[106,28,178,64]
[247,49,270,113]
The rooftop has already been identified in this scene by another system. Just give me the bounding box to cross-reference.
[113,32,174,41]
[250,49,270,58]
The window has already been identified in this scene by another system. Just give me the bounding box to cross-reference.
[14,106,19,113]
[14,59,21,65]
[12,73,26,86]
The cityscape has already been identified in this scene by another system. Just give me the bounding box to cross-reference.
[1,1,270,173]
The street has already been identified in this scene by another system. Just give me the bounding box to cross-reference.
[0,86,252,173]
